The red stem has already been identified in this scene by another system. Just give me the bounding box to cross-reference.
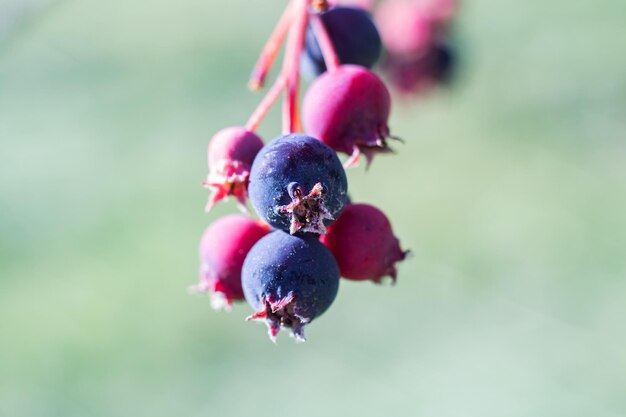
[310,13,340,72]
[245,75,287,132]
[248,3,293,91]
[282,0,309,134]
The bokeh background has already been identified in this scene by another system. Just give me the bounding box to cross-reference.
[1,0,625,416]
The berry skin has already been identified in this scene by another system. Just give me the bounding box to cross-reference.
[248,134,348,235]
[320,203,407,283]
[302,65,393,168]
[302,6,382,77]
[242,230,340,342]
[192,215,270,311]
[203,127,264,212]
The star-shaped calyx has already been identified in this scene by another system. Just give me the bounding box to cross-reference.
[277,182,334,235]
[246,294,310,343]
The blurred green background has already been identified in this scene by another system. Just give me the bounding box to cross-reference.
[1,0,625,416]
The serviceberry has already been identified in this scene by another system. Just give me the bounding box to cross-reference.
[302,64,394,168]
[192,215,270,310]
[302,6,382,77]
[248,134,348,235]
[242,230,340,342]
[203,127,264,212]
[320,203,407,283]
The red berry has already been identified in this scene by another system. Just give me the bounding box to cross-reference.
[302,65,393,168]
[375,0,457,58]
[204,127,264,212]
[320,203,407,283]
[191,214,270,311]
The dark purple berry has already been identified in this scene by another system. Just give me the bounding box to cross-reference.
[242,230,340,342]
[302,6,382,77]
[248,134,348,235]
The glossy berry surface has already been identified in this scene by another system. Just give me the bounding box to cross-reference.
[302,65,393,167]
[320,203,407,283]
[204,126,264,212]
[242,230,340,342]
[248,134,348,235]
[303,6,382,77]
[192,215,269,310]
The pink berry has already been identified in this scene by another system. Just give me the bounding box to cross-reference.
[375,0,457,58]
[320,203,407,283]
[204,127,264,212]
[191,214,270,311]
[302,65,393,168]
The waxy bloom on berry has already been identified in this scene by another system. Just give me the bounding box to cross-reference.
[242,230,340,342]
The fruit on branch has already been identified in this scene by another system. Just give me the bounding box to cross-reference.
[302,64,394,168]
[382,41,456,95]
[248,134,348,235]
[302,5,382,77]
[192,215,270,311]
[320,203,407,283]
[375,0,457,58]
[203,127,264,212]
[242,230,340,342]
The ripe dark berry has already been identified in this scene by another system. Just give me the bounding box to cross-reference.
[302,65,393,168]
[302,6,382,77]
[320,203,407,283]
[242,230,340,342]
[248,134,348,235]
[191,215,270,310]
[203,127,264,212]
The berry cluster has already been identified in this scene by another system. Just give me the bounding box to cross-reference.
[192,0,457,343]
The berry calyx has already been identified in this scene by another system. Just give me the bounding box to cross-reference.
[278,182,334,234]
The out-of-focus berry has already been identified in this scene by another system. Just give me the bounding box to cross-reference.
[302,6,382,77]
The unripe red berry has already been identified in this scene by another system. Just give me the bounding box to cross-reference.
[320,203,407,283]
[302,65,393,168]
[204,127,264,212]
[191,214,270,311]
[375,0,457,58]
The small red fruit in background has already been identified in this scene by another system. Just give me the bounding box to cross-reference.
[204,127,264,212]
[191,214,270,311]
[320,203,407,283]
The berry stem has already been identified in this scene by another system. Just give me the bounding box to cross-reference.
[245,75,287,132]
[310,12,340,72]
[248,2,293,91]
[282,0,309,134]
